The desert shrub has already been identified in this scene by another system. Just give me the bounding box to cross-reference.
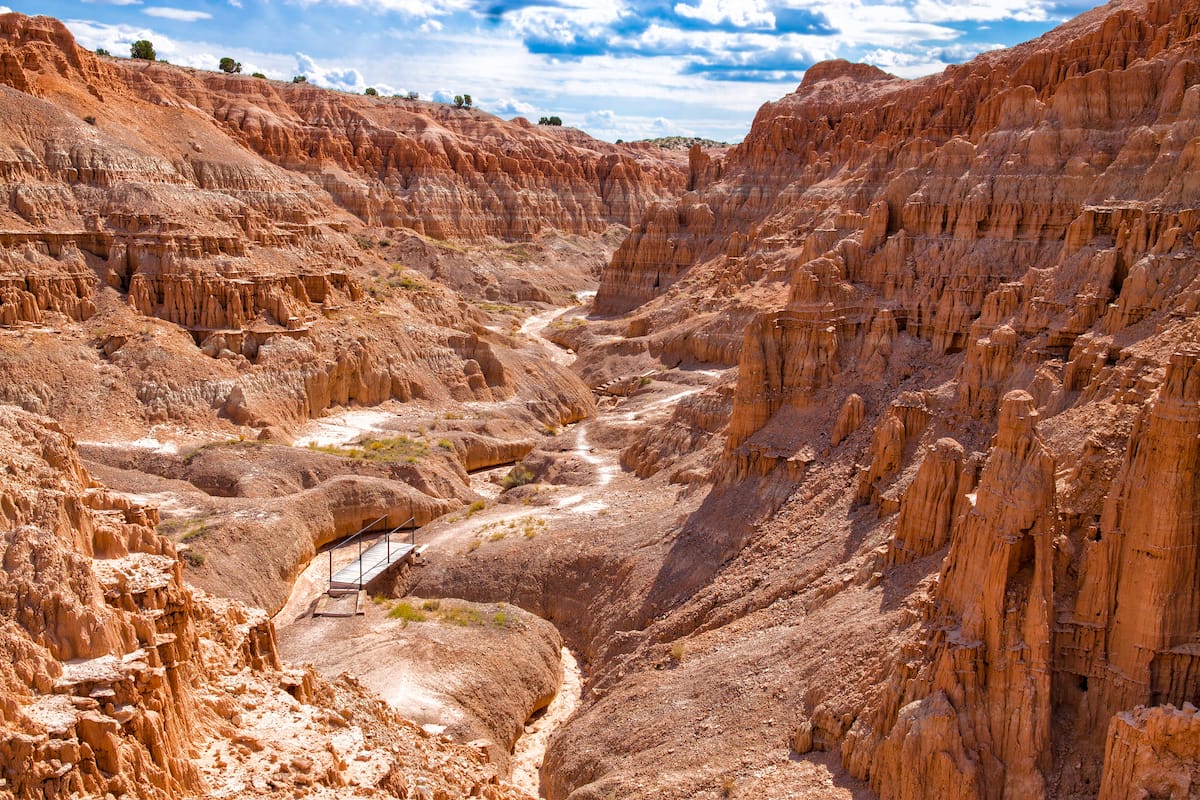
[437,606,484,626]
[669,642,685,663]
[466,500,486,516]
[130,40,156,61]
[387,601,427,625]
[95,47,111,56]
[365,87,378,96]
[292,75,307,83]
[251,72,266,78]
[181,550,205,568]
[218,57,242,74]
[501,465,535,489]
[538,115,563,126]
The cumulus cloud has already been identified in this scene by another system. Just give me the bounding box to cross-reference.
[294,52,369,91]
[81,0,143,5]
[486,96,537,117]
[0,5,11,11]
[674,0,774,28]
[143,6,213,21]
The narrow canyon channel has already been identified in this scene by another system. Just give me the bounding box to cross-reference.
[271,297,711,795]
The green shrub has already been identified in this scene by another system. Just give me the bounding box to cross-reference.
[292,75,307,83]
[218,57,241,74]
[130,40,156,61]
[406,91,419,100]
[95,47,111,57]
[538,115,563,126]
[501,466,535,490]
[365,87,378,96]
[181,550,205,568]
[387,601,427,625]
[466,500,486,516]
[251,72,267,79]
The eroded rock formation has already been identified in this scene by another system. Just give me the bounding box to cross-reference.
[0,406,524,799]
[538,0,1200,797]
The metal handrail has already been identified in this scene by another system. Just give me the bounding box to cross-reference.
[327,514,417,590]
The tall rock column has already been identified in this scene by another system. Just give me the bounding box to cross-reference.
[1099,344,1200,715]
[873,390,1056,800]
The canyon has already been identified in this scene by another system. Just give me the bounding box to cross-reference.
[1,0,1200,797]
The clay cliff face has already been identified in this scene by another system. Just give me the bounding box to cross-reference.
[553,0,1200,796]
[0,13,684,437]
[0,406,524,799]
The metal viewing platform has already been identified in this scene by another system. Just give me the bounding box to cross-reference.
[327,515,418,595]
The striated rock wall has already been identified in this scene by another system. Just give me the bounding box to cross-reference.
[0,13,684,243]
[0,11,651,436]
[559,0,1200,798]
[0,405,525,799]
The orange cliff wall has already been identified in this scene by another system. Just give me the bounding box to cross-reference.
[0,13,685,243]
[589,0,1200,795]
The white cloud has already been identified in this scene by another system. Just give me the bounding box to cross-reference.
[294,51,369,91]
[585,109,617,128]
[0,5,11,12]
[487,97,536,118]
[291,0,471,16]
[81,0,143,5]
[674,0,774,28]
[229,0,243,7]
[419,19,443,32]
[143,6,213,21]
[910,0,1050,23]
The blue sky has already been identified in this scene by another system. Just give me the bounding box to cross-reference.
[10,0,1101,141]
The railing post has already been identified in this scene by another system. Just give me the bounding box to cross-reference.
[358,537,363,588]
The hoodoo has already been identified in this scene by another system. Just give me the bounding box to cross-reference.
[1,0,1200,798]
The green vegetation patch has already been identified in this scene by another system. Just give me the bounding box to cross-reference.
[385,598,513,629]
[307,436,428,463]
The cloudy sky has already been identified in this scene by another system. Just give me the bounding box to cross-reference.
[10,0,1101,141]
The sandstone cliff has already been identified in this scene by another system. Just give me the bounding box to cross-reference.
[537,0,1200,796]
